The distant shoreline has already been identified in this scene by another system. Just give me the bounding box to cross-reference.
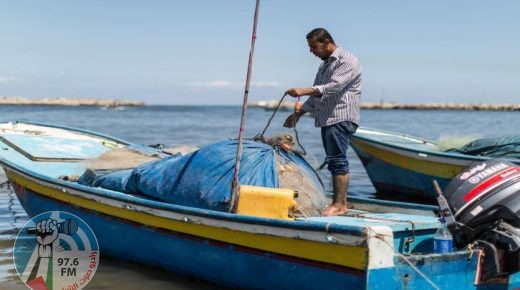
[360,102,519,111]
[0,97,517,110]
[249,100,520,111]
[0,96,145,107]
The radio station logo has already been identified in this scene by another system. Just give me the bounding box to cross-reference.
[13,211,99,290]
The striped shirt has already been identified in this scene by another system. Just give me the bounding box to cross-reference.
[301,46,362,127]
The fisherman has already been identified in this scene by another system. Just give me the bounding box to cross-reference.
[283,28,362,216]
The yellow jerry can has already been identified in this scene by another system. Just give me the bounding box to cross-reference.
[236,185,297,220]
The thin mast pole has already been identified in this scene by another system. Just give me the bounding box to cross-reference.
[229,0,260,212]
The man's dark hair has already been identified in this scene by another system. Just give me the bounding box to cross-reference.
[306,28,335,44]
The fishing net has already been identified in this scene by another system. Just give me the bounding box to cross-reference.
[276,156,326,217]
[263,133,326,217]
[446,136,520,159]
[78,136,327,217]
[84,144,198,170]
[435,134,482,151]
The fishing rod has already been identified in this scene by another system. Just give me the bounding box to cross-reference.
[229,0,260,213]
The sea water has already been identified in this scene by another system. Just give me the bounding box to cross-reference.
[1,105,519,289]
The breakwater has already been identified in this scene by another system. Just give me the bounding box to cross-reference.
[250,100,520,111]
[361,102,520,111]
[0,96,145,106]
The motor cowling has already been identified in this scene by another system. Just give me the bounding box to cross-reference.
[439,160,520,280]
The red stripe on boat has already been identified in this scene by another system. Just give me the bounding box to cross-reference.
[464,168,520,202]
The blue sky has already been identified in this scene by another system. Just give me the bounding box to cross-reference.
[1,1,519,105]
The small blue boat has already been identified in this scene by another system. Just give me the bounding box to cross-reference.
[350,127,520,200]
[1,121,519,289]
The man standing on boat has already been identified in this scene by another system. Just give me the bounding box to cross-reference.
[283,28,362,217]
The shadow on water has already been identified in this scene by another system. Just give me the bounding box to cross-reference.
[73,256,227,290]
[0,179,30,290]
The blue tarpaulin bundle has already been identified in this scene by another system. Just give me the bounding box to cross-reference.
[79,140,324,212]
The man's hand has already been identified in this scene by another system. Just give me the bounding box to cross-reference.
[283,113,300,128]
[285,87,321,97]
[285,88,305,97]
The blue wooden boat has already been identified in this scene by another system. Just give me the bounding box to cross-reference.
[350,127,520,200]
[1,121,518,289]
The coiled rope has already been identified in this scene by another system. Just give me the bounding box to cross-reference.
[255,93,307,155]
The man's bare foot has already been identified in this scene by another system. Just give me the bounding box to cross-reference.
[321,204,347,216]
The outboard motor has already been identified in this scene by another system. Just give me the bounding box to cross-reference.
[434,160,520,281]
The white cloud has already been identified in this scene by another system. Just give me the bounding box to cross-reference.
[0,76,22,83]
[251,81,280,88]
[186,80,281,90]
[187,80,233,89]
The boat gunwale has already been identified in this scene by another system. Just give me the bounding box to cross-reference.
[353,127,520,164]
[0,120,132,145]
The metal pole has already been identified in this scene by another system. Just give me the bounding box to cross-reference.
[229,0,260,212]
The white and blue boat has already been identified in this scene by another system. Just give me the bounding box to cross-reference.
[350,127,520,200]
[1,121,519,289]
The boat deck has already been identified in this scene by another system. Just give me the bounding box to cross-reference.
[0,122,120,178]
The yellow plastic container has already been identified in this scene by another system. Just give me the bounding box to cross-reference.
[236,185,297,220]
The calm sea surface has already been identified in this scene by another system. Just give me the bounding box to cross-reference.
[1,105,519,289]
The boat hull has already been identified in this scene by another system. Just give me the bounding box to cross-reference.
[351,128,519,200]
[4,165,490,290]
[352,138,461,199]
[6,167,369,289]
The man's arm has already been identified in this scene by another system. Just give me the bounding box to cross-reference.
[312,59,360,99]
[285,87,321,98]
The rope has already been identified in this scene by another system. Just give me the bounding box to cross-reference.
[393,248,440,290]
[229,0,261,213]
[256,93,307,155]
[315,160,327,171]
[326,228,439,290]
[258,93,288,139]
[293,117,307,155]
[345,213,416,247]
